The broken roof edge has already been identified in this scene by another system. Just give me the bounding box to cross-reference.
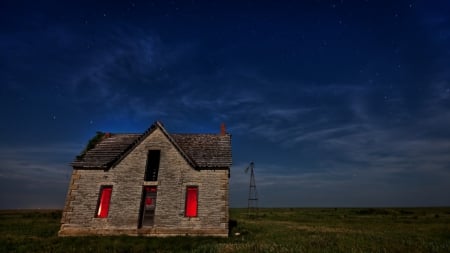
[70,123,159,169]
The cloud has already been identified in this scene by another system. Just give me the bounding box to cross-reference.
[0,144,77,182]
[0,144,78,209]
[66,30,157,100]
[230,150,450,207]
[57,26,209,124]
[227,76,450,207]
[2,2,450,208]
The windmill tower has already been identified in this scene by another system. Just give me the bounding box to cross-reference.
[245,161,258,217]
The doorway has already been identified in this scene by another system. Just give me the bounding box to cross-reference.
[138,186,157,228]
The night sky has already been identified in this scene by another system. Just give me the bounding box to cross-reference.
[1,1,450,209]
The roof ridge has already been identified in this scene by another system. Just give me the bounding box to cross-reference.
[109,133,141,135]
[157,123,199,169]
[106,122,159,168]
[171,133,230,135]
[109,121,198,169]
[72,121,231,169]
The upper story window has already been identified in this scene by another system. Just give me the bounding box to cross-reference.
[145,150,160,181]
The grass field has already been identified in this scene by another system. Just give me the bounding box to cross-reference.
[1,208,449,252]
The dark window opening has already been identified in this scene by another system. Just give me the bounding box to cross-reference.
[185,186,198,217]
[95,185,112,218]
[145,150,160,181]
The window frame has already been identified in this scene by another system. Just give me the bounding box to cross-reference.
[185,186,198,217]
[144,150,161,181]
[95,185,113,218]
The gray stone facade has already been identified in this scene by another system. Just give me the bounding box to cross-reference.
[59,123,231,237]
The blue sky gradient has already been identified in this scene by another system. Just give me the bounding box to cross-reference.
[1,0,450,208]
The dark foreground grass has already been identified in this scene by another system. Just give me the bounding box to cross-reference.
[1,208,449,253]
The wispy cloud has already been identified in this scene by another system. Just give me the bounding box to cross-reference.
[228,76,450,207]
[0,144,78,181]
[0,144,78,208]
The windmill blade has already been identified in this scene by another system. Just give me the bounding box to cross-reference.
[245,161,254,173]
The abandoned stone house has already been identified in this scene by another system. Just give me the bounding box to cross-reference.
[59,121,232,237]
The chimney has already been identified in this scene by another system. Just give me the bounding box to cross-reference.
[220,123,226,135]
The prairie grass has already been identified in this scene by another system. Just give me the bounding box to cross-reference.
[0,208,449,252]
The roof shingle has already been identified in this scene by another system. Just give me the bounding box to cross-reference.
[171,134,232,168]
[71,122,232,169]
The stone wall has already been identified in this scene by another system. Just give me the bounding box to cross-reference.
[59,128,229,237]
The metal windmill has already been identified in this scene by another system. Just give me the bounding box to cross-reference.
[245,161,258,217]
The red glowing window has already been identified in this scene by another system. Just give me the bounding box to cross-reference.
[185,186,198,217]
[96,186,112,218]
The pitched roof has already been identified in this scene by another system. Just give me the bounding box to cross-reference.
[171,134,232,168]
[71,122,232,169]
[71,134,141,168]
